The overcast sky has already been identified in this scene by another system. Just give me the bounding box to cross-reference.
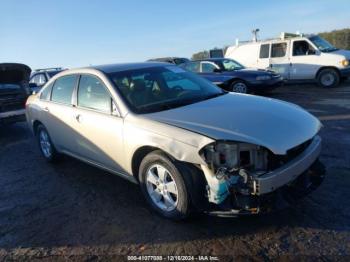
[1,0,349,69]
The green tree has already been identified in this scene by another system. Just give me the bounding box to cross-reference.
[191,50,209,60]
[318,28,350,50]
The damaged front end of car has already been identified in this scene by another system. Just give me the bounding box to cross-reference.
[198,136,326,217]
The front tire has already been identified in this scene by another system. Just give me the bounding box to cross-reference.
[230,80,249,93]
[317,68,340,88]
[138,150,191,220]
[36,124,60,162]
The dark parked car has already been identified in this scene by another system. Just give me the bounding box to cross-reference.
[29,67,65,92]
[148,57,190,65]
[0,63,31,124]
[180,58,283,94]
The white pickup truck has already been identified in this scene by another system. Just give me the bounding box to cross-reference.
[225,33,350,88]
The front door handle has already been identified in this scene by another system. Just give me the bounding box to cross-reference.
[43,107,49,112]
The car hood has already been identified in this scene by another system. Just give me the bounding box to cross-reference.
[329,49,350,60]
[145,93,321,154]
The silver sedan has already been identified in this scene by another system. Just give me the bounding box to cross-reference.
[26,63,325,220]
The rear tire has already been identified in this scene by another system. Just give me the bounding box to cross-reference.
[36,124,60,162]
[317,68,340,88]
[138,150,192,220]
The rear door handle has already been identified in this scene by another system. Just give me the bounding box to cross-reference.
[75,114,83,123]
[43,107,49,112]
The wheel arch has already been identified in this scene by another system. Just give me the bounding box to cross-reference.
[32,120,44,135]
[131,146,164,182]
[133,146,209,211]
[315,66,340,79]
[228,77,246,85]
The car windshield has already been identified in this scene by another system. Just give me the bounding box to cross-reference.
[220,59,245,71]
[308,36,338,52]
[108,66,226,114]
[0,83,21,90]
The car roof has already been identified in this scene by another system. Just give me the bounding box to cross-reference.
[149,57,188,60]
[192,58,227,62]
[89,62,171,74]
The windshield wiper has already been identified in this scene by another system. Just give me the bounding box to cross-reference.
[322,47,338,52]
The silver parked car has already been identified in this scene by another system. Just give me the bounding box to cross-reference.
[26,63,325,220]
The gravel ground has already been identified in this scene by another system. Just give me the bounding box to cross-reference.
[0,81,349,261]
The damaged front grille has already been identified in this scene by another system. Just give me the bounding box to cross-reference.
[0,102,25,112]
[0,93,26,113]
[267,139,312,171]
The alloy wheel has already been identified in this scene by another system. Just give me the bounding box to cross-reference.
[232,82,248,93]
[39,129,52,158]
[146,164,178,211]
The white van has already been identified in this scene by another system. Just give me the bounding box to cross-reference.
[225,33,350,88]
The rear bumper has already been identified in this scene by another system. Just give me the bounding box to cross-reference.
[0,109,26,124]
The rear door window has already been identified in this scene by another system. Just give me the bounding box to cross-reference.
[201,62,218,73]
[77,75,112,112]
[271,43,287,58]
[259,44,270,58]
[40,82,54,101]
[51,75,78,104]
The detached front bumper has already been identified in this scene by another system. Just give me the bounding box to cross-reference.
[256,136,322,195]
[0,109,26,124]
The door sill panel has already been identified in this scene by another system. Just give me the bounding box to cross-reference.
[61,150,138,184]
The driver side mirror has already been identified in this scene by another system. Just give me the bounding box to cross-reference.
[213,68,222,73]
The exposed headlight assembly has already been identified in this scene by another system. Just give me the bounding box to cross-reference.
[200,141,268,172]
[256,75,271,81]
